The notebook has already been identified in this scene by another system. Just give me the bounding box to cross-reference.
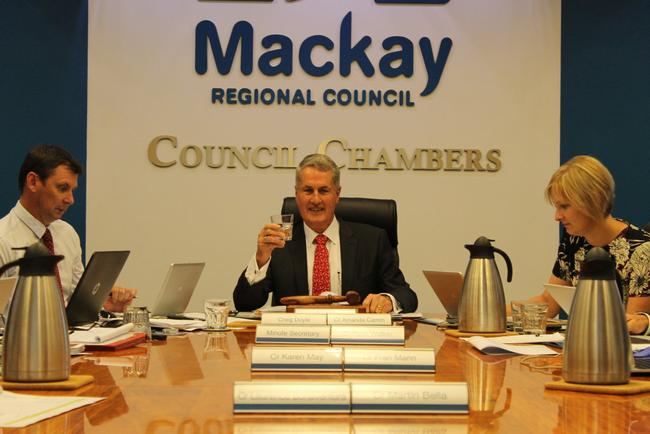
[543,283,576,314]
[151,262,205,317]
[66,251,131,327]
[422,270,463,326]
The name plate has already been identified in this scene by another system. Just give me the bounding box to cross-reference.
[330,325,405,345]
[327,313,392,326]
[251,346,343,371]
[344,348,435,372]
[293,308,357,314]
[255,325,331,344]
[233,382,350,413]
[261,312,327,325]
[351,382,468,414]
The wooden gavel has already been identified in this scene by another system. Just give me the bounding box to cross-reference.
[280,290,361,306]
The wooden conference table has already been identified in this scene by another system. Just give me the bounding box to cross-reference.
[6,319,650,434]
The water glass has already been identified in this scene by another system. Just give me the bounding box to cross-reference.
[271,214,294,241]
[204,299,231,330]
[510,301,525,334]
[123,306,152,340]
[522,303,549,336]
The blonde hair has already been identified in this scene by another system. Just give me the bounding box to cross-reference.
[545,155,615,221]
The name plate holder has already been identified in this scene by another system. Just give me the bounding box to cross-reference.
[261,313,328,325]
[351,382,468,414]
[255,325,331,344]
[233,381,468,414]
[344,348,435,372]
[233,382,351,413]
[251,347,343,371]
[330,325,405,345]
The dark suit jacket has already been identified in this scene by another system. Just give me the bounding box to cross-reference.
[233,220,418,312]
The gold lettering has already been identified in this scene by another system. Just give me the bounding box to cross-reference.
[252,146,273,168]
[147,135,177,168]
[179,145,202,168]
[348,148,375,170]
[444,149,463,171]
[274,147,297,169]
[317,138,348,169]
[204,146,225,168]
[416,149,443,171]
[373,148,395,170]
[395,148,419,170]
[464,149,485,172]
[227,147,250,168]
[486,149,502,172]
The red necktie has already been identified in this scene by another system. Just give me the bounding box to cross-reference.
[41,228,64,298]
[312,234,330,296]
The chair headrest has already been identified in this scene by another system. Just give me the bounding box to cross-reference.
[281,197,398,248]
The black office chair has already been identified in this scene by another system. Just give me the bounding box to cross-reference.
[281,197,399,260]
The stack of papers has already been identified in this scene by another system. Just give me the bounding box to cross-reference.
[69,324,134,344]
[150,318,206,331]
[462,333,564,355]
[0,391,103,428]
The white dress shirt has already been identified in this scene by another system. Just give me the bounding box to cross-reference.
[0,201,84,301]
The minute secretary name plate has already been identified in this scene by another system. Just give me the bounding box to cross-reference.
[330,325,405,345]
[351,382,468,414]
[233,382,350,413]
[255,325,331,344]
[344,348,435,372]
[251,346,343,371]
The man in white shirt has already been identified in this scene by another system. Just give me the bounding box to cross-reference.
[0,145,135,311]
[233,153,418,313]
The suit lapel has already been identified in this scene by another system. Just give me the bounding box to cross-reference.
[339,221,357,290]
[287,223,309,295]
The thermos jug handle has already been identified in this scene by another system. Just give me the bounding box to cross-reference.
[493,247,513,282]
[0,258,23,276]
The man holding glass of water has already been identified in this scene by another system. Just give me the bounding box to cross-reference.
[233,153,418,314]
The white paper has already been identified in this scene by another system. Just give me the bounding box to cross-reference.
[464,335,558,355]
[474,333,565,344]
[69,323,134,343]
[0,391,103,428]
[149,318,207,330]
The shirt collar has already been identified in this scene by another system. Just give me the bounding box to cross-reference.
[14,200,48,239]
[304,217,340,246]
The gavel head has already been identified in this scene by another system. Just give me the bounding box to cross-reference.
[344,291,361,305]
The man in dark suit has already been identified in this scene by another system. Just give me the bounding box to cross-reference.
[233,154,418,313]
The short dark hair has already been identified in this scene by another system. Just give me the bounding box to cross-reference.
[18,145,83,192]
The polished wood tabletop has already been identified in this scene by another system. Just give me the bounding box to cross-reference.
[5,320,650,433]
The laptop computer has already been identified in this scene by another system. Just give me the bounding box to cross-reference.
[543,283,576,314]
[422,270,463,326]
[66,251,131,327]
[151,262,205,317]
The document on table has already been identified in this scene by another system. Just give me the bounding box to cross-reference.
[149,318,206,330]
[0,391,103,428]
[69,323,134,343]
[463,334,561,355]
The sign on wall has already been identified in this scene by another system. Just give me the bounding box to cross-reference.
[87,0,561,311]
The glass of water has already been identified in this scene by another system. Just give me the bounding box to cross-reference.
[204,299,231,330]
[123,306,152,340]
[522,303,549,336]
[271,214,294,241]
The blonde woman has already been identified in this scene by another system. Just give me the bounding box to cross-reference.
[535,155,650,334]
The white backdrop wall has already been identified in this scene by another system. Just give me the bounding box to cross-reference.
[87,0,560,312]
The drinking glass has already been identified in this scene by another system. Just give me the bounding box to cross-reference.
[204,299,231,330]
[510,301,525,334]
[522,303,549,336]
[123,306,152,340]
[271,214,294,241]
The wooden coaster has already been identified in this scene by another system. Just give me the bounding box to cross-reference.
[545,379,650,395]
[0,374,94,391]
[445,329,518,338]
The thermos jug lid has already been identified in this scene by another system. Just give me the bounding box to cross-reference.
[464,236,495,258]
[16,242,64,276]
[579,247,617,280]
